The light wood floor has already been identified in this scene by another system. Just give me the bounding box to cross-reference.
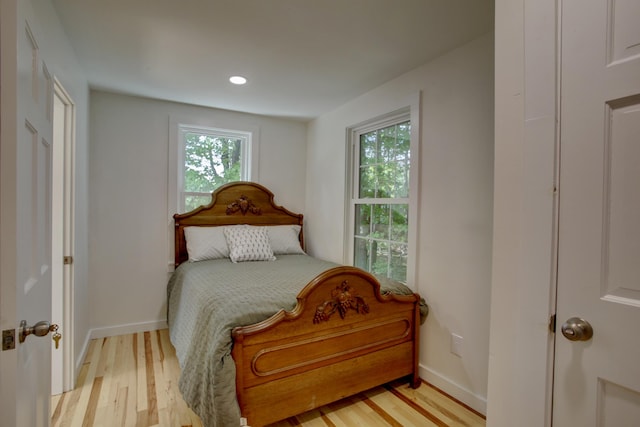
[51,330,485,427]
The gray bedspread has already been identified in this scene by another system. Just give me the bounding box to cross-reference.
[167,254,427,427]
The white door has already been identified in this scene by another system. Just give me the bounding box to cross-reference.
[554,0,640,425]
[0,1,55,426]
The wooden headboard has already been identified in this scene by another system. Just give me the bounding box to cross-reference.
[173,181,304,266]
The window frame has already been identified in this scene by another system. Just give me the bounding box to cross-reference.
[344,95,420,289]
[167,117,260,271]
[178,124,252,213]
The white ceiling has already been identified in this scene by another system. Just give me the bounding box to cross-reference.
[52,0,494,121]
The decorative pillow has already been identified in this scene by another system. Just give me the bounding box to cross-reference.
[184,226,229,262]
[266,225,305,255]
[224,225,276,263]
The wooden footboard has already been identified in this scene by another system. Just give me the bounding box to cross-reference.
[231,266,421,426]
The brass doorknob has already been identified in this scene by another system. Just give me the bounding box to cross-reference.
[560,317,593,342]
[18,320,58,343]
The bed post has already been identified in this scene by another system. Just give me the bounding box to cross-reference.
[232,334,245,398]
[411,298,422,389]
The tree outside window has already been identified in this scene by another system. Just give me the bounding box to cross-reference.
[353,120,410,282]
[180,127,248,212]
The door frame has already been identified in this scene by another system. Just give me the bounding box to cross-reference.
[51,77,76,394]
[487,0,559,426]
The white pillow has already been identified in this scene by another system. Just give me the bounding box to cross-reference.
[224,226,276,263]
[266,225,305,255]
[184,226,229,262]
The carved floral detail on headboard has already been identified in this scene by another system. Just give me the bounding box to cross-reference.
[226,195,262,216]
[313,281,370,324]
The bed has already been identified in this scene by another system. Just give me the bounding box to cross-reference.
[168,181,426,426]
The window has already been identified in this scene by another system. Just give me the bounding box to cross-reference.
[168,118,259,271]
[346,100,419,285]
[177,124,252,213]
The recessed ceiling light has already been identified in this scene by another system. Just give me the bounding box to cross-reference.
[229,76,247,85]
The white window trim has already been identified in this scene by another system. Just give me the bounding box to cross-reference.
[167,116,260,271]
[344,93,421,290]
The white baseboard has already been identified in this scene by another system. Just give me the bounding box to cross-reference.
[419,364,487,416]
[89,320,168,340]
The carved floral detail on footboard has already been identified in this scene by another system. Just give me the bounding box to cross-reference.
[313,281,370,324]
[226,195,262,215]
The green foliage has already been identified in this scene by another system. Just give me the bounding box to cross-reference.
[359,121,410,199]
[182,132,243,211]
[354,236,408,282]
[354,120,411,282]
[184,195,212,212]
[184,133,242,191]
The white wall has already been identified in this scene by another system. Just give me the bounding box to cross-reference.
[305,33,494,413]
[30,0,91,384]
[88,91,308,335]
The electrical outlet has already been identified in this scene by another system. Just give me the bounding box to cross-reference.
[451,333,463,357]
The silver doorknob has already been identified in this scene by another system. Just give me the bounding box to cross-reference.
[560,317,593,342]
[18,320,58,343]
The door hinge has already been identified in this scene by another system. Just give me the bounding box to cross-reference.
[2,329,16,351]
[63,255,73,265]
[549,314,556,333]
